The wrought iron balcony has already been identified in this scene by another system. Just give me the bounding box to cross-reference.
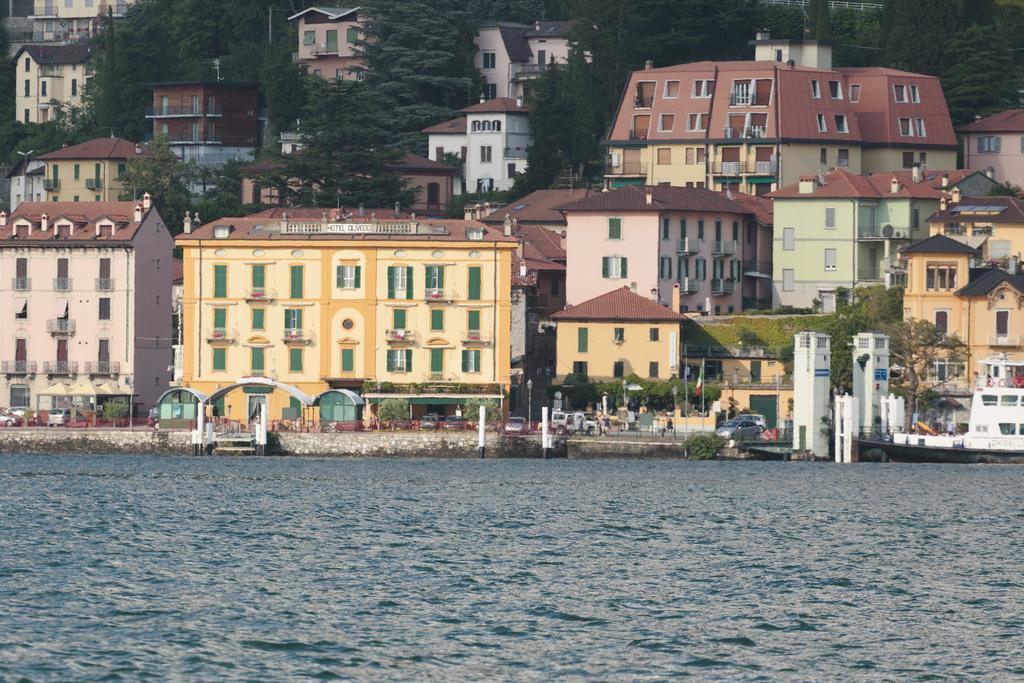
[462,331,491,345]
[384,329,416,343]
[207,328,234,343]
[43,361,77,375]
[989,335,1023,348]
[711,240,737,256]
[245,287,275,301]
[2,361,36,375]
[47,319,76,335]
[12,278,30,291]
[53,277,72,291]
[85,178,103,190]
[680,277,699,293]
[96,278,114,291]
[283,328,310,344]
[85,361,120,376]
[711,278,736,295]
[424,287,450,302]
[677,237,700,255]
[43,179,59,191]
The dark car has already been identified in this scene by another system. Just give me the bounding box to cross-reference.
[442,415,467,430]
[419,414,441,430]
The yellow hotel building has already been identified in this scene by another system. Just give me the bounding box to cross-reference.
[175,208,516,423]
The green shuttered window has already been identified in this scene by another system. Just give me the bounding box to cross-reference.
[341,348,354,372]
[578,327,588,352]
[431,309,444,330]
[289,348,303,372]
[212,347,226,371]
[290,265,304,299]
[213,265,227,298]
[468,309,480,331]
[467,266,481,300]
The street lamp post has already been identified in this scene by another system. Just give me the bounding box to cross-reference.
[526,378,533,430]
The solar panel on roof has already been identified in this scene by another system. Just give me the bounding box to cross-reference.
[513,204,528,210]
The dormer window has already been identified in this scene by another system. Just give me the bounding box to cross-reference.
[466,227,484,240]
[213,224,232,239]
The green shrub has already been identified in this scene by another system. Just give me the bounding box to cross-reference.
[377,398,410,421]
[463,398,500,422]
[102,401,129,419]
[685,434,724,460]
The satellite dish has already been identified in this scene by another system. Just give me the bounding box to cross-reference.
[882,224,894,238]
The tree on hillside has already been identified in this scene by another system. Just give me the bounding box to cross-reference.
[359,0,480,151]
[118,136,194,234]
[807,0,832,40]
[270,79,416,208]
[942,25,1018,127]
[885,318,968,430]
[882,0,962,75]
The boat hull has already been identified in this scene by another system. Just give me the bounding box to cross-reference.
[858,438,1024,464]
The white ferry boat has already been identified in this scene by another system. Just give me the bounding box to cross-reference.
[859,354,1024,463]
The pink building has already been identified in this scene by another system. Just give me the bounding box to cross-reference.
[0,196,174,414]
[959,110,1024,189]
[475,21,574,100]
[289,7,365,80]
[559,186,769,315]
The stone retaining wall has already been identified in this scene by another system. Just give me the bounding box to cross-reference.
[0,429,190,455]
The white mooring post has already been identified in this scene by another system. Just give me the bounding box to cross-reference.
[793,331,831,459]
[541,406,550,459]
[256,402,268,456]
[852,332,890,435]
[833,394,859,464]
[193,400,205,456]
[478,405,486,458]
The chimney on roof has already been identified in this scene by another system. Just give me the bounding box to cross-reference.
[480,94,487,103]
[142,192,151,211]
[1009,256,1019,275]
[41,213,48,231]
[135,144,142,155]
[516,95,524,108]
[134,203,143,223]
[520,259,527,277]
[644,60,653,71]
[194,212,201,231]
[650,287,659,303]
[358,204,365,218]
[799,176,817,194]
[941,173,949,188]
[183,211,192,234]
[890,176,900,194]
[986,167,995,180]
[534,20,541,31]
[503,213,513,237]
[951,187,962,203]
[671,282,681,314]
[912,163,922,184]
[0,211,6,227]
[940,195,948,211]
[559,230,566,251]
[644,186,653,205]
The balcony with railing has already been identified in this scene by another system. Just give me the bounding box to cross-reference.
[43,178,59,191]
[712,240,737,256]
[96,278,114,291]
[206,327,234,343]
[384,329,416,343]
[711,278,736,295]
[165,133,223,145]
[857,223,911,240]
[462,331,491,345]
[2,361,36,376]
[680,277,699,293]
[53,277,71,291]
[677,237,700,255]
[283,328,311,344]
[39,65,64,78]
[606,160,648,177]
[245,287,275,301]
[712,160,777,176]
[44,361,77,376]
[85,178,103,190]
[857,266,882,281]
[12,278,30,291]
[722,126,768,139]
[47,319,75,335]
[989,335,1023,348]
[424,287,450,302]
[145,104,223,118]
[85,361,120,376]
[512,63,547,80]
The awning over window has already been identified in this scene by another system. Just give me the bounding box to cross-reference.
[55,298,68,318]
[15,298,27,315]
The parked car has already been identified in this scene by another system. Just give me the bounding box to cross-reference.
[567,411,598,435]
[47,408,71,427]
[442,415,467,430]
[551,411,569,430]
[504,416,527,433]
[0,408,21,427]
[715,419,763,441]
[419,414,441,430]
[734,413,768,429]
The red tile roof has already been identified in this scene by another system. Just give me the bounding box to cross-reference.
[558,185,752,214]
[461,97,528,114]
[727,192,773,225]
[15,44,91,65]
[481,189,594,226]
[770,168,975,199]
[551,287,685,322]
[958,110,1024,133]
[422,117,467,135]
[38,137,147,161]
[927,196,1024,224]
[516,224,566,262]
[395,152,457,175]
[2,201,148,243]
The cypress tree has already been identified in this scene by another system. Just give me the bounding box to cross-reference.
[942,25,1017,127]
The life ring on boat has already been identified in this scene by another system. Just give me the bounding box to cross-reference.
[986,377,994,387]
[761,428,777,441]
[999,379,1007,387]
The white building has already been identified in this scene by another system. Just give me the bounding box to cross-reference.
[423,97,530,194]
[475,21,574,101]
[6,158,46,212]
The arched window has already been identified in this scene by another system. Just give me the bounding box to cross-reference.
[493,120,501,132]
[481,121,491,132]
[471,121,480,132]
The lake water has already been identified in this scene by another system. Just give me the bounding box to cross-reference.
[1,455,1022,680]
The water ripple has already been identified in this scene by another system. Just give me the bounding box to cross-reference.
[0,455,1022,679]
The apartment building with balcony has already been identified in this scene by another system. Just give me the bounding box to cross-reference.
[37,137,146,203]
[423,97,530,193]
[29,0,132,43]
[769,168,998,310]
[146,82,259,166]
[475,21,574,100]
[174,208,516,424]
[901,233,1024,399]
[603,32,957,196]
[927,194,1024,264]
[558,185,767,315]
[551,286,684,383]
[959,110,1024,189]
[13,44,91,124]
[0,196,173,413]
[288,6,364,80]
